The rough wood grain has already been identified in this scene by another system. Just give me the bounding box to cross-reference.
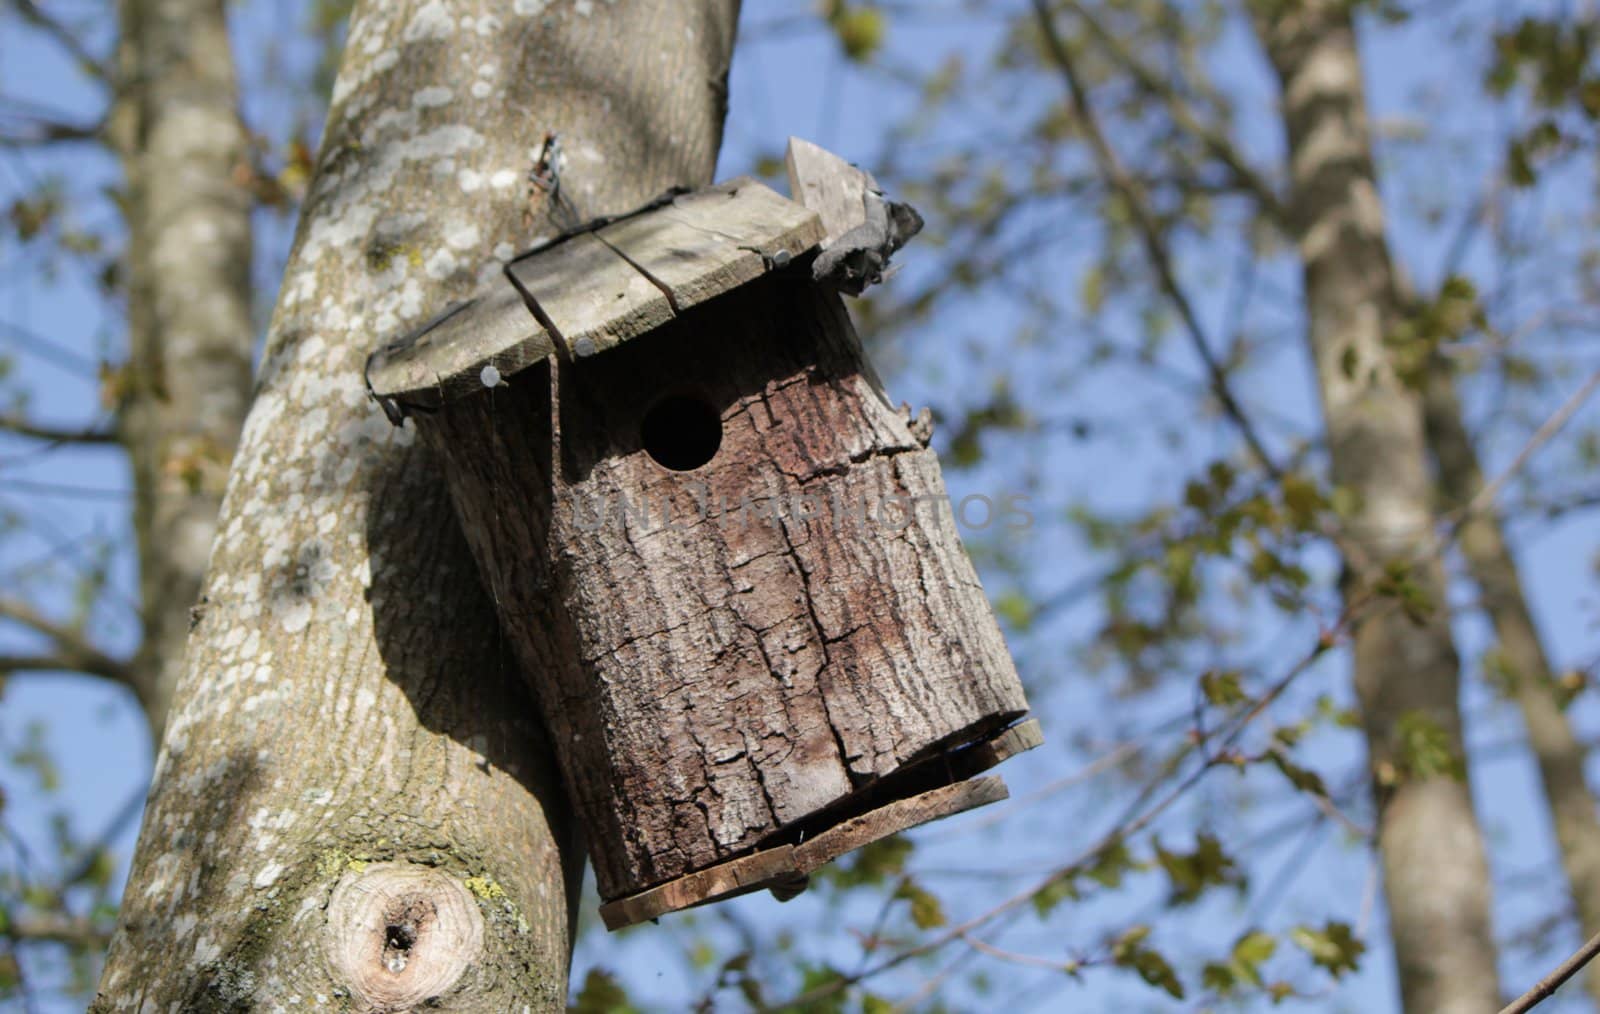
[785,137,871,247]
[421,274,1030,905]
[794,776,1008,874]
[323,863,485,1010]
[596,845,799,931]
[655,177,825,264]
[597,776,1011,929]
[594,209,766,314]
[952,718,1043,777]
[507,231,674,359]
[368,179,824,405]
[366,286,552,409]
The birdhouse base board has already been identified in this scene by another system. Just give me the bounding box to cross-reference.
[597,719,1041,930]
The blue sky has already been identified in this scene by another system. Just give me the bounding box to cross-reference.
[2,1,1599,1011]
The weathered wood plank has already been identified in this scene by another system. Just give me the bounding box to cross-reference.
[593,210,765,313]
[952,719,1044,778]
[655,177,825,264]
[794,776,1009,875]
[597,845,799,930]
[369,178,825,401]
[593,179,823,316]
[785,137,871,247]
[365,284,551,407]
[506,231,674,359]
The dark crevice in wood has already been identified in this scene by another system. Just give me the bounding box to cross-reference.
[593,230,684,313]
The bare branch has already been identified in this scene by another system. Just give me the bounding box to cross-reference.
[0,413,117,444]
[0,598,132,686]
[0,116,100,147]
[1500,927,1600,1014]
[1030,0,1284,479]
[7,0,106,80]
[760,609,1360,1012]
[1450,369,1600,528]
[2,910,113,949]
[1065,0,1288,227]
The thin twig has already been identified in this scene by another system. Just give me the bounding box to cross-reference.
[0,598,132,686]
[1064,0,1288,226]
[960,931,1075,971]
[1499,927,1600,1014]
[759,612,1355,1012]
[1030,0,1283,479]
[8,0,106,79]
[1449,368,1600,529]
[0,413,116,444]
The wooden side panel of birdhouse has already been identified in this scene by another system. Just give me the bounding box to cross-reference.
[419,274,1028,902]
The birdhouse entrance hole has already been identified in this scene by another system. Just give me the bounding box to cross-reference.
[640,392,721,471]
[364,155,1041,933]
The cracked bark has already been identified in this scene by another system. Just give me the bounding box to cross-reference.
[110,0,255,739]
[1424,362,1600,1007]
[94,1,741,1008]
[420,275,1027,903]
[1251,5,1502,1010]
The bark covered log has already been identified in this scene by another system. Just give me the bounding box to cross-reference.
[417,274,1028,904]
[94,1,740,1008]
[1251,4,1502,1010]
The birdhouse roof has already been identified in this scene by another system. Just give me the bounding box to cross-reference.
[364,177,825,413]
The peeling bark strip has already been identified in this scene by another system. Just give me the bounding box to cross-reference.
[1252,3,1502,1011]
[417,269,1031,912]
[95,1,741,1008]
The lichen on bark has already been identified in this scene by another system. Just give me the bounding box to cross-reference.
[94,1,742,1008]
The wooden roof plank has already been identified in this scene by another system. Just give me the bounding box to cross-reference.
[593,209,765,314]
[784,137,871,248]
[366,285,552,405]
[654,177,825,265]
[507,231,674,358]
[369,177,827,407]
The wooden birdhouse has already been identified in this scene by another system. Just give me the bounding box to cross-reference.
[365,139,1039,929]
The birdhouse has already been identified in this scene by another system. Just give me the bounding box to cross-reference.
[365,139,1039,929]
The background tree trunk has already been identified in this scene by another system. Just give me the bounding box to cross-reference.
[94,1,740,1008]
[1423,362,1600,1006]
[110,0,256,741]
[1252,5,1503,1010]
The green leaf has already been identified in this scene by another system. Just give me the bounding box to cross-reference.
[994,590,1035,632]
[828,6,886,62]
[1265,747,1328,797]
[1200,669,1247,707]
[895,878,947,929]
[1031,871,1079,917]
[1154,833,1243,905]
[1111,924,1185,999]
[824,834,912,889]
[1084,837,1136,889]
[570,968,636,1014]
[1290,921,1365,978]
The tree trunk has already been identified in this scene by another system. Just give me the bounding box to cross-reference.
[1423,362,1600,1005]
[94,1,740,1008]
[110,0,255,740]
[1251,6,1502,1011]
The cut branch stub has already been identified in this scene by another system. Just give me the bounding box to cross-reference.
[365,147,1038,929]
[323,863,485,1012]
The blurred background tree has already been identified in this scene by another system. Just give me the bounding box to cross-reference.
[2,0,1599,1010]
